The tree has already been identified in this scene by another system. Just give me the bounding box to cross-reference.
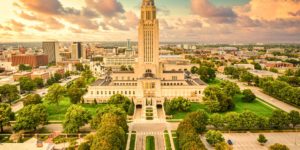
[203,86,235,112]
[185,110,208,133]
[205,130,224,146]
[242,89,256,102]
[127,100,135,116]
[0,103,12,132]
[254,63,262,70]
[23,94,42,106]
[33,78,44,88]
[288,110,300,128]
[238,111,260,130]
[270,68,279,73]
[19,77,36,92]
[14,104,48,131]
[198,66,216,82]
[224,112,240,130]
[221,80,240,97]
[269,110,290,129]
[90,105,127,132]
[44,84,66,106]
[19,64,32,71]
[0,84,20,104]
[257,134,268,145]
[78,142,90,150]
[209,113,224,129]
[73,77,87,88]
[285,69,294,76]
[191,66,198,74]
[67,87,85,104]
[164,97,191,115]
[63,105,91,133]
[75,63,84,71]
[108,94,131,112]
[215,142,233,150]
[64,71,71,78]
[53,73,62,82]
[269,143,289,150]
[240,71,254,85]
[120,65,127,71]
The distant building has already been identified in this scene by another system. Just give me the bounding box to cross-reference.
[42,41,59,63]
[71,42,82,59]
[248,70,279,79]
[234,64,255,70]
[13,72,32,81]
[11,54,48,68]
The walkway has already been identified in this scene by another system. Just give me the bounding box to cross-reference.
[217,74,300,112]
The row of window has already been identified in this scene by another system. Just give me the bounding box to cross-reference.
[91,90,136,96]
[114,82,138,86]
[162,82,184,86]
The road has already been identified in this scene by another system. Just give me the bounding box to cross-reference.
[11,75,80,112]
[217,74,300,113]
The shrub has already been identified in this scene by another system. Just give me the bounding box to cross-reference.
[205,130,224,146]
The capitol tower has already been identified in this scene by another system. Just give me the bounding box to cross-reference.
[138,0,160,78]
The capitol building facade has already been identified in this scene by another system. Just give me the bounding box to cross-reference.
[83,0,207,105]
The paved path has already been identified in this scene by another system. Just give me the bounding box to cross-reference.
[201,132,300,150]
[217,74,300,113]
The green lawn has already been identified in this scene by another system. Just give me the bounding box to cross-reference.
[232,95,275,117]
[172,132,179,150]
[172,94,275,119]
[44,97,106,121]
[164,131,172,150]
[172,103,206,119]
[146,136,155,150]
[129,134,136,150]
[207,78,222,86]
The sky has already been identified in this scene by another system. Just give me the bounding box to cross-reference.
[0,0,300,43]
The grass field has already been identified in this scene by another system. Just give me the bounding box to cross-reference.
[172,94,275,119]
[44,97,106,120]
[172,132,179,150]
[146,136,155,150]
[164,131,172,150]
[129,134,136,150]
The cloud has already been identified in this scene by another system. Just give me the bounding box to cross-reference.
[19,0,63,15]
[124,11,139,28]
[157,7,170,16]
[85,0,125,17]
[289,10,300,17]
[191,0,237,24]
[69,27,82,33]
[32,25,47,32]
[9,20,25,32]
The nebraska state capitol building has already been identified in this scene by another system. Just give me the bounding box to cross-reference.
[83,0,207,105]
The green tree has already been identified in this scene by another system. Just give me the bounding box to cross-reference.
[240,71,254,85]
[90,105,127,132]
[63,105,91,133]
[23,94,42,106]
[257,134,268,145]
[67,87,85,104]
[75,63,84,71]
[19,77,36,92]
[64,71,71,78]
[14,104,48,131]
[285,69,294,76]
[242,89,256,102]
[127,100,135,116]
[78,142,90,150]
[73,77,87,88]
[185,110,209,133]
[0,84,20,104]
[238,111,260,130]
[205,130,224,146]
[53,73,62,82]
[224,112,240,130]
[270,68,279,73]
[0,103,12,132]
[221,80,240,97]
[33,78,44,88]
[288,110,300,128]
[198,66,216,82]
[19,64,32,71]
[108,94,131,112]
[209,113,224,129]
[269,110,290,129]
[254,63,262,70]
[269,143,289,150]
[215,142,233,150]
[203,86,234,112]
[91,118,126,150]
[191,66,198,74]
[44,83,66,106]
[120,65,127,71]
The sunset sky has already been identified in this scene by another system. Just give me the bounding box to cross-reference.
[0,0,300,43]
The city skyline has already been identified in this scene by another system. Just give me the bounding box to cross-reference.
[0,0,300,43]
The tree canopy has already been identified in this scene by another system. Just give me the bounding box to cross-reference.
[44,83,66,106]
[63,105,91,133]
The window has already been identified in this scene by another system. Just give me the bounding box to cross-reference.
[172,76,177,80]
[97,91,99,95]
[91,91,93,95]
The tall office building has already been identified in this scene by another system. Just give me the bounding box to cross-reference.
[42,41,59,63]
[71,42,82,60]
